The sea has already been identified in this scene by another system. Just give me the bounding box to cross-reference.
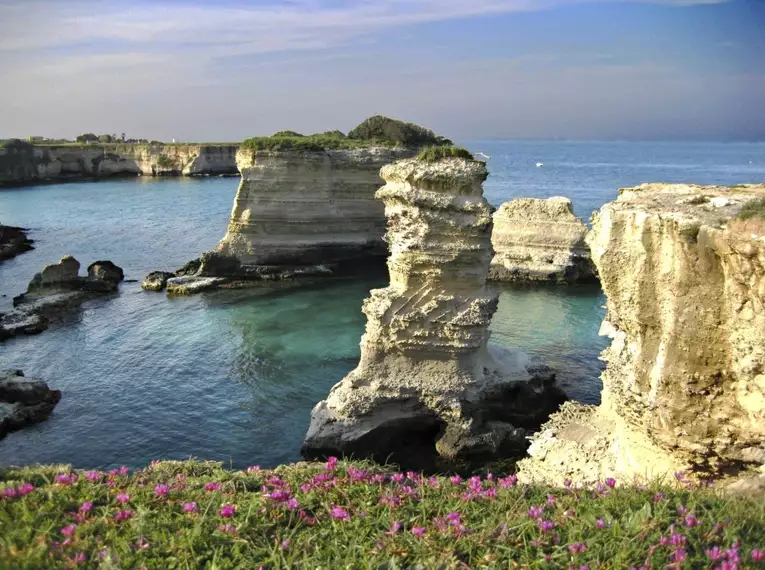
[1,140,763,470]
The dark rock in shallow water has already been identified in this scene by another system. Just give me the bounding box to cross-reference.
[0,225,34,262]
[0,256,124,341]
[0,370,61,439]
[175,258,202,277]
[198,251,241,276]
[141,271,175,292]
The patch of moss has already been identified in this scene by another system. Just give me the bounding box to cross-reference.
[156,154,175,168]
[416,146,475,162]
[737,197,765,221]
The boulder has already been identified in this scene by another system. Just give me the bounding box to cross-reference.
[27,255,80,292]
[83,260,125,292]
[0,225,34,262]
[141,271,175,292]
[0,370,61,439]
[302,157,566,470]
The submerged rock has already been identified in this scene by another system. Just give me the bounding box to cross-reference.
[0,256,124,341]
[165,276,227,295]
[0,224,34,262]
[517,183,765,486]
[489,197,596,283]
[302,157,566,470]
[0,370,61,439]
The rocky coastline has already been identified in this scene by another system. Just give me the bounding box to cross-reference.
[516,183,765,488]
[0,370,61,439]
[0,140,239,186]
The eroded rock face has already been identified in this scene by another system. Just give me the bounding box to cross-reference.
[517,183,765,486]
[216,147,417,267]
[141,271,176,292]
[489,197,596,283]
[302,158,566,469]
[1,256,124,341]
[0,370,61,439]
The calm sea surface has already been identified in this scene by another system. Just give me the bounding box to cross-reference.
[1,141,763,470]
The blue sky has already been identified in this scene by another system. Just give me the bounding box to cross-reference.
[0,0,763,141]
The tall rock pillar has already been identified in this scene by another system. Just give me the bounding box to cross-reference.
[302,157,566,468]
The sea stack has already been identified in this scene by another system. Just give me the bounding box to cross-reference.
[489,197,596,283]
[516,183,765,486]
[302,154,566,468]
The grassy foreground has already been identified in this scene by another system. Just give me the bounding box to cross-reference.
[1,459,764,570]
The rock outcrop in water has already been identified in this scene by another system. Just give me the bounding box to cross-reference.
[488,197,596,283]
[516,183,765,486]
[301,157,566,469]
[0,370,61,439]
[0,140,238,186]
[0,224,34,262]
[0,256,124,341]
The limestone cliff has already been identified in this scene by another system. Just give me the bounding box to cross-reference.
[0,141,238,185]
[302,157,566,469]
[517,183,765,486]
[215,147,416,266]
[488,197,596,283]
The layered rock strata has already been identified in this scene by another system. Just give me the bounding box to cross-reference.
[0,256,124,341]
[0,142,239,186]
[0,370,61,439]
[488,197,596,283]
[216,147,417,267]
[0,224,34,261]
[517,183,765,486]
[302,158,566,468]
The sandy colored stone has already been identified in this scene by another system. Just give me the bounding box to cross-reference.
[302,158,566,468]
[517,183,765,486]
[215,147,417,266]
[488,197,596,283]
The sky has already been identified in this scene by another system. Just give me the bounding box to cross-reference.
[0,0,763,142]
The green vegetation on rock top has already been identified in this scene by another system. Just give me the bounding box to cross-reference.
[416,146,475,162]
[737,197,765,220]
[1,459,764,569]
[242,115,453,152]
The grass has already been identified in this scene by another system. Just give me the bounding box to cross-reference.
[1,459,764,569]
[417,146,475,162]
[241,133,384,152]
[737,197,765,221]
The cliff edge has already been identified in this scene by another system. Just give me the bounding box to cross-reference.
[517,183,765,486]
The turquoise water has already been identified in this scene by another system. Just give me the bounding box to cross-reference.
[1,141,763,470]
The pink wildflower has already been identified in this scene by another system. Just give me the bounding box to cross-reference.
[285,498,300,510]
[17,483,34,496]
[450,475,463,485]
[219,504,236,517]
[596,519,606,529]
[61,525,77,537]
[56,473,77,485]
[154,484,170,497]
[86,471,102,483]
[528,505,544,520]
[411,527,426,537]
[135,537,150,550]
[547,494,556,506]
[385,521,403,535]
[652,492,665,503]
[300,483,312,493]
[391,473,404,483]
[79,501,93,513]
[752,549,765,562]
[539,520,555,532]
[605,477,616,488]
[204,482,222,492]
[72,552,86,565]
[684,514,700,528]
[118,466,129,476]
[247,465,261,474]
[1,487,17,499]
[280,539,291,550]
[568,542,588,555]
[331,506,351,521]
[217,524,237,535]
[428,476,440,488]
[114,510,133,522]
[325,456,338,471]
[183,501,198,513]
[706,546,724,561]
[115,493,130,503]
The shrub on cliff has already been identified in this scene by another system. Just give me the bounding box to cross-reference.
[737,197,765,221]
[0,138,34,150]
[348,115,453,147]
[2,459,765,569]
[272,130,305,138]
[417,145,475,162]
